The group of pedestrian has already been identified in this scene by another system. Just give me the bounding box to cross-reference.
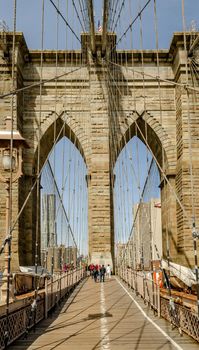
[88,264,112,282]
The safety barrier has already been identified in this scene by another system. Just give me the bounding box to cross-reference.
[45,268,84,315]
[161,297,199,342]
[121,267,160,313]
[0,267,85,349]
[117,267,199,342]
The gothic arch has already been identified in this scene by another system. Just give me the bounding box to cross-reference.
[115,111,176,175]
[19,110,88,266]
[113,110,179,266]
[32,110,88,173]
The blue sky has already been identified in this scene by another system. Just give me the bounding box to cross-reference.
[0,1,198,49]
[114,137,160,244]
[41,137,88,255]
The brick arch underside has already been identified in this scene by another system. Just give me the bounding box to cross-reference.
[114,112,176,174]
[33,114,88,172]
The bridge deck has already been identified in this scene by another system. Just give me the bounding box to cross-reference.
[9,277,199,350]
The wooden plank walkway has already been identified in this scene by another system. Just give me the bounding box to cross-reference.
[9,277,199,350]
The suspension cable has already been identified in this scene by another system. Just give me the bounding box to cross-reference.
[72,0,86,32]
[0,66,86,99]
[49,0,81,44]
[47,160,79,254]
[2,119,67,241]
[112,0,152,51]
[110,0,120,32]
[4,0,17,346]
[112,0,125,33]
[105,58,199,94]
[105,56,192,229]
[181,0,199,318]
[34,0,45,280]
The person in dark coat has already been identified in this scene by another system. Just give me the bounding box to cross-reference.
[93,265,99,282]
[100,265,106,282]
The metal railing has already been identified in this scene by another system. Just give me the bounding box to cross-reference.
[0,299,44,350]
[45,268,84,315]
[0,267,85,349]
[161,297,199,342]
[119,267,160,312]
[117,267,199,342]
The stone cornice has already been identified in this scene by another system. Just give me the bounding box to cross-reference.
[2,31,197,65]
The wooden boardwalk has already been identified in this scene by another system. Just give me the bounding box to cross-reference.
[9,277,199,350]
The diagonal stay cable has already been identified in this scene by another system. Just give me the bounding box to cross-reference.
[105,64,140,190]
[104,58,192,227]
[49,0,81,43]
[112,0,125,33]
[4,117,65,241]
[105,58,199,94]
[78,0,88,31]
[111,0,152,51]
[120,158,155,264]
[110,0,120,32]
[72,0,86,32]
[0,66,86,99]
[0,118,68,255]
[47,160,79,254]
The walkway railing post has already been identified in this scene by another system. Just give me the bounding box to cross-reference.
[45,277,48,319]
[59,273,61,302]
[143,273,146,302]
[157,285,161,318]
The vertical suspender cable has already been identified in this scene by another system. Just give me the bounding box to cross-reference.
[32,0,44,333]
[153,0,173,304]
[60,123,66,271]
[137,8,145,263]
[35,0,44,276]
[52,0,59,273]
[64,0,68,271]
[181,0,199,318]
[4,0,17,347]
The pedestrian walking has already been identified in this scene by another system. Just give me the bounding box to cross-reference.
[106,264,111,279]
[90,264,95,278]
[100,265,106,282]
[97,265,101,282]
[93,265,99,282]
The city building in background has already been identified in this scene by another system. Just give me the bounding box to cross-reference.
[41,245,77,272]
[41,194,57,250]
[116,198,162,270]
[40,193,78,272]
[132,198,162,270]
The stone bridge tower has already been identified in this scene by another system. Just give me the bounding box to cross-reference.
[0,31,198,270]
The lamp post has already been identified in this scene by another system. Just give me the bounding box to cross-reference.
[0,117,29,303]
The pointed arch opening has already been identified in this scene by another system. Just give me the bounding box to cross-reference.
[113,113,178,272]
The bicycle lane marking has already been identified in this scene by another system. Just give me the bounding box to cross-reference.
[100,282,111,350]
[115,277,184,350]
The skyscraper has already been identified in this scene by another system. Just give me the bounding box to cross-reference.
[41,194,57,251]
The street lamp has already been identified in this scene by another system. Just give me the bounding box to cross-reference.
[0,116,29,302]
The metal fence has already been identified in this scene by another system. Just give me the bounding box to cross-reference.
[0,267,85,349]
[117,267,199,342]
[120,267,160,312]
[161,297,199,342]
[45,268,84,315]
